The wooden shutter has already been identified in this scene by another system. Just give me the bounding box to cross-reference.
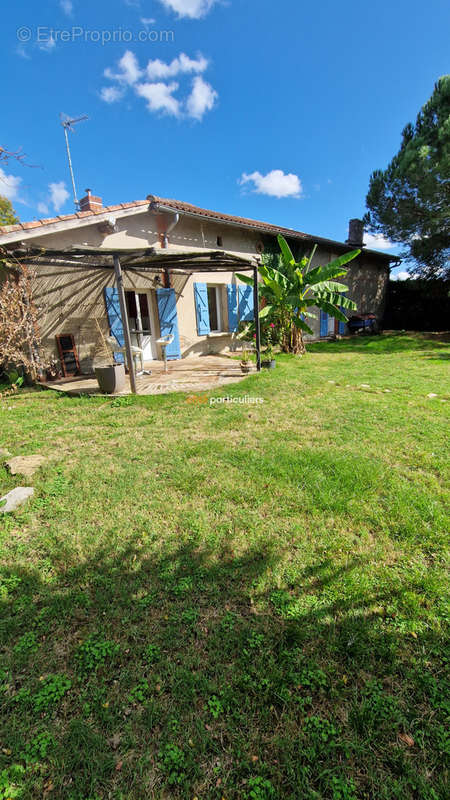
[238,285,254,322]
[104,287,125,364]
[156,288,181,360]
[320,310,329,337]
[227,285,238,332]
[194,283,211,335]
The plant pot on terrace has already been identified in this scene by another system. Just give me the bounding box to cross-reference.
[261,359,276,369]
[93,319,126,394]
[94,363,126,394]
[240,347,252,374]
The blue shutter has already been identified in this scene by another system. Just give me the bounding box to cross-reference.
[320,309,328,337]
[156,288,181,360]
[238,285,254,322]
[104,287,125,364]
[227,284,238,332]
[194,283,210,335]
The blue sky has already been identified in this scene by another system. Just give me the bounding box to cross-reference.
[1,0,449,276]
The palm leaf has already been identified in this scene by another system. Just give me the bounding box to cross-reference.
[277,235,296,267]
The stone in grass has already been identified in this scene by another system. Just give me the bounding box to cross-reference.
[0,487,34,513]
[427,393,438,399]
[360,384,371,389]
[5,455,46,478]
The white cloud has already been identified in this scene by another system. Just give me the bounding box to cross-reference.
[391,270,410,281]
[141,17,156,26]
[135,81,181,116]
[240,169,303,199]
[146,52,208,80]
[37,202,49,216]
[158,0,218,18]
[38,36,56,53]
[186,75,218,119]
[100,86,125,103]
[60,0,73,15]
[364,232,394,250]
[104,50,142,85]
[49,181,70,212]
[0,168,22,202]
[102,50,218,120]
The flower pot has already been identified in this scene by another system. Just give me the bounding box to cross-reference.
[261,359,276,369]
[240,362,251,374]
[95,364,126,394]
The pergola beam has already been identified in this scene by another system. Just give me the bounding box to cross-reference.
[113,254,137,395]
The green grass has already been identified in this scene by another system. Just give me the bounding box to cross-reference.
[0,332,448,800]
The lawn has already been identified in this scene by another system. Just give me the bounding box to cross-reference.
[0,333,448,800]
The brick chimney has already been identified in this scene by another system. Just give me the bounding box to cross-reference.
[79,189,102,213]
[346,218,364,247]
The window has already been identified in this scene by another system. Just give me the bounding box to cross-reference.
[217,235,223,248]
[207,286,222,332]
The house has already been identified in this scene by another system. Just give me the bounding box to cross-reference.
[0,191,397,374]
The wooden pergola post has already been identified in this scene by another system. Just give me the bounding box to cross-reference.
[253,265,261,372]
[113,254,137,394]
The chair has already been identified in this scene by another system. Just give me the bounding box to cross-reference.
[105,336,145,374]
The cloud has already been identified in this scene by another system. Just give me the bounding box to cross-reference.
[104,50,142,85]
[186,76,218,119]
[101,50,218,120]
[135,81,181,116]
[141,17,156,26]
[364,232,394,250]
[391,270,410,281]
[158,0,219,18]
[240,169,303,199]
[49,181,70,212]
[37,202,49,216]
[60,0,73,15]
[0,168,22,202]
[146,52,208,80]
[38,36,56,53]
[100,86,125,103]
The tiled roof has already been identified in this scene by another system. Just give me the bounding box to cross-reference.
[0,200,149,235]
[0,194,397,260]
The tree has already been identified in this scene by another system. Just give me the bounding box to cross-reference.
[0,195,19,226]
[237,235,359,354]
[365,76,450,279]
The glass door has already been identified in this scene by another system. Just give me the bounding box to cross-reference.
[125,291,155,361]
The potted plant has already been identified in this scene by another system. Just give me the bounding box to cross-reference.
[240,347,252,374]
[261,344,276,369]
[93,320,126,394]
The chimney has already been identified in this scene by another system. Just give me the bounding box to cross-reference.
[346,218,364,247]
[79,188,103,213]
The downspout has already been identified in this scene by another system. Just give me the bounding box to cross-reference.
[148,198,180,287]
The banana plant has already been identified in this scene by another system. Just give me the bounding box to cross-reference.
[237,235,359,354]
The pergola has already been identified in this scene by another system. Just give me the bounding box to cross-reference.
[5,245,262,393]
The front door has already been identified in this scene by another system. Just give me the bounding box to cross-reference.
[125,291,156,361]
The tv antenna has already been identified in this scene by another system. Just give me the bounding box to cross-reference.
[60,113,88,210]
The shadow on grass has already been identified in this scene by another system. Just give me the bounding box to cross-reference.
[0,533,447,800]
[307,331,450,356]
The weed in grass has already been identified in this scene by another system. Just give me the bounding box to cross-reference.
[246,775,276,799]
[33,674,72,713]
[74,634,120,675]
[0,764,25,799]
[207,694,224,718]
[13,631,38,660]
[23,730,56,763]
[128,680,150,705]
[158,743,187,786]
[144,643,161,663]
